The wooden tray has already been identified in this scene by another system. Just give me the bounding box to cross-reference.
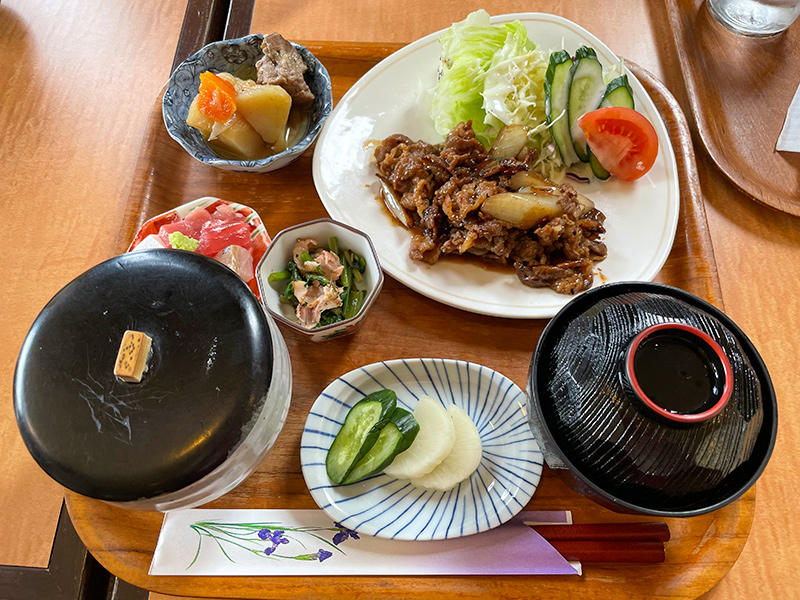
[666,0,800,217]
[65,44,753,600]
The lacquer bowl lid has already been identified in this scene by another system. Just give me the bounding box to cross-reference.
[527,282,777,516]
[14,250,277,504]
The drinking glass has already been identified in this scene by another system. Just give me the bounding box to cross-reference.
[707,0,800,36]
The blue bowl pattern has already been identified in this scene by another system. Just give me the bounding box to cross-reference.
[300,358,542,540]
[162,34,332,173]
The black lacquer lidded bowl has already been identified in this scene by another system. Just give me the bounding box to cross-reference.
[527,282,777,517]
[13,250,292,511]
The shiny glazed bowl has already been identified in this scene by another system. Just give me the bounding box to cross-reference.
[162,34,332,173]
[527,282,777,517]
[14,251,292,511]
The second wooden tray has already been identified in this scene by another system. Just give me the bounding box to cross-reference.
[666,0,800,217]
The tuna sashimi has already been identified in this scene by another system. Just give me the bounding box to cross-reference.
[157,207,212,245]
[198,220,252,256]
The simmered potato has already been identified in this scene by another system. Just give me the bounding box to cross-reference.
[187,96,265,159]
[218,73,291,145]
[186,95,215,135]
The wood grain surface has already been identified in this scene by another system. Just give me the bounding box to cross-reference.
[2,2,799,600]
[666,0,800,216]
[0,0,185,570]
[65,43,752,599]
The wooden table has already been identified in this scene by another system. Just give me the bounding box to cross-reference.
[1,1,798,599]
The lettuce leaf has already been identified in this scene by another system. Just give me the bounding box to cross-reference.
[431,10,532,143]
[430,10,563,179]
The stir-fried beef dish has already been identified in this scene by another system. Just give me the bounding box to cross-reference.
[374,121,608,295]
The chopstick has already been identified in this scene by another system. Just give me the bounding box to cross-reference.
[526,522,670,564]
[549,540,666,563]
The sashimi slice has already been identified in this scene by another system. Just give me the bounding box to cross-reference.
[158,220,198,247]
[210,203,244,222]
[198,220,252,256]
[215,245,254,282]
[382,396,455,480]
[410,404,482,491]
[182,206,213,232]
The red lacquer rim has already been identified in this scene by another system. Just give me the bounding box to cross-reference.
[625,322,733,423]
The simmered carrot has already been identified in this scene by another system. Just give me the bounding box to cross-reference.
[197,72,237,122]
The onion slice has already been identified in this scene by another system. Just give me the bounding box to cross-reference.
[377,176,414,228]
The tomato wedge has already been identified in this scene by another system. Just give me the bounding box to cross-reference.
[197,71,237,122]
[578,107,658,182]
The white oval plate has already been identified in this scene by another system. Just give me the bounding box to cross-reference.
[300,358,542,540]
[312,13,680,319]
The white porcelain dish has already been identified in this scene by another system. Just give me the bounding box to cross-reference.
[300,359,542,540]
[312,13,680,319]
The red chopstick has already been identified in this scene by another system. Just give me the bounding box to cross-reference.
[526,522,670,564]
[548,540,666,563]
[529,522,670,543]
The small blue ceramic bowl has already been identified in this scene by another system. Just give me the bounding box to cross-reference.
[162,34,332,173]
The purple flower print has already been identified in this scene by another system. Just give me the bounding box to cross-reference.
[258,529,289,555]
[332,522,360,545]
[187,520,347,569]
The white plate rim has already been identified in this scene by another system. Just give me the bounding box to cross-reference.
[299,358,542,540]
[312,12,680,319]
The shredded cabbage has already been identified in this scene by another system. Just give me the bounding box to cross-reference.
[430,10,564,179]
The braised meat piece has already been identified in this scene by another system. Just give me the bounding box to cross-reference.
[374,121,607,295]
[256,33,315,108]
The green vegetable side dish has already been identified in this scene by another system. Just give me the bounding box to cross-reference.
[326,391,421,485]
[325,390,398,484]
[267,236,368,329]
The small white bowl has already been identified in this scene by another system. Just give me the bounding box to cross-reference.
[256,219,383,342]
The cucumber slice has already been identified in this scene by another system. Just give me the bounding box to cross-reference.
[325,389,397,484]
[545,50,580,167]
[589,74,635,180]
[588,149,611,180]
[568,46,606,163]
[341,408,420,485]
[600,75,635,109]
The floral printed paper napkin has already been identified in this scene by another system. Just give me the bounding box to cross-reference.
[149,509,579,576]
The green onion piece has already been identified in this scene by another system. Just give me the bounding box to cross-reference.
[300,250,313,263]
[328,237,339,256]
[344,288,366,319]
[340,261,351,288]
[268,270,290,282]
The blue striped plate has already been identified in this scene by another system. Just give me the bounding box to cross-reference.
[300,358,542,540]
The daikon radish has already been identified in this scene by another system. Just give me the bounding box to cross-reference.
[410,404,482,491]
[382,396,455,480]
